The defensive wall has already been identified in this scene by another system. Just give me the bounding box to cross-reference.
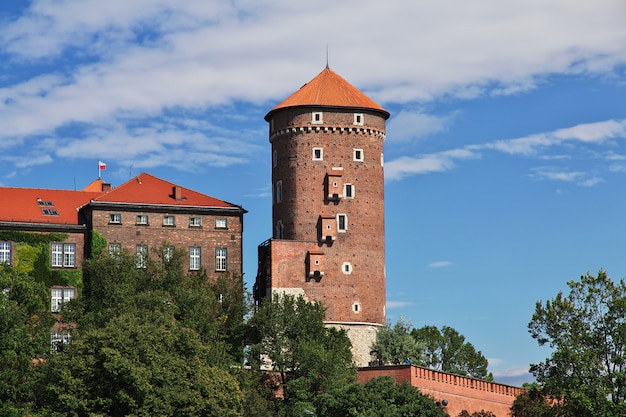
[358,365,526,417]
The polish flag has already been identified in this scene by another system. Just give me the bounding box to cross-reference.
[98,161,107,170]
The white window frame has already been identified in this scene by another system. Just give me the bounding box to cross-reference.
[136,214,149,225]
[344,183,354,199]
[189,217,202,227]
[109,213,121,224]
[136,244,148,268]
[51,243,75,268]
[312,112,323,124]
[51,331,72,352]
[337,214,348,232]
[109,242,121,254]
[312,147,323,161]
[0,241,10,265]
[51,287,76,313]
[342,262,353,275]
[216,248,227,272]
[215,218,227,229]
[275,180,283,204]
[354,113,364,125]
[353,302,361,313]
[163,216,175,226]
[63,244,76,268]
[51,243,63,267]
[189,247,201,271]
[380,152,384,167]
[353,148,364,162]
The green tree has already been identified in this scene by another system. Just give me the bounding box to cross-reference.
[0,265,55,415]
[370,317,424,365]
[33,311,243,416]
[315,376,447,417]
[510,386,553,417]
[248,294,355,409]
[29,248,248,416]
[528,270,626,416]
[411,325,493,381]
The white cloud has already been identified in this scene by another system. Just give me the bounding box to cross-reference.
[428,261,452,268]
[387,111,452,143]
[386,301,412,309]
[0,0,625,173]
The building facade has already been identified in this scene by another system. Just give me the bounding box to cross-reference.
[255,67,389,365]
[0,172,245,344]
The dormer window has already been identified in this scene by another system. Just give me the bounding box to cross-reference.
[354,113,364,125]
[312,112,323,124]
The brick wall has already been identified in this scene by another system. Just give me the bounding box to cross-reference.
[358,365,526,417]
[90,208,243,277]
[266,106,387,326]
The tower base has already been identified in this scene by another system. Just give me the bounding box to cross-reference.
[326,322,383,367]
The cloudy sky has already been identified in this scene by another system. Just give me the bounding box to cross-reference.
[2,0,626,385]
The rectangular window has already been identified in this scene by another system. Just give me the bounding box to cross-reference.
[189,247,201,270]
[189,217,202,227]
[273,150,277,167]
[275,220,284,239]
[0,241,11,265]
[354,113,364,125]
[163,245,174,262]
[136,215,149,225]
[275,180,283,204]
[109,213,121,224]
[313,147,323,161]
[163,216,175,226]
[51,243,63,267]
[353,149,364,162]
[215,218,227,229]
[337,214,348,232]
[109,243,121,260]
[51,243,75,268]
[51,331,71,352]
[216,248,227,272]
[344,183,354,199]
[51,287,76,312]
[63,244,76,267]
[312,112,323,124]
[136,244,148,268]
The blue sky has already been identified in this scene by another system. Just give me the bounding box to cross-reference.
[2,0,626,385]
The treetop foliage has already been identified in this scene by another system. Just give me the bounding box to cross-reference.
[524,270,626,417]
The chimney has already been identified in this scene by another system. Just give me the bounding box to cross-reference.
[101,183,112,192]
[173,186,182,201]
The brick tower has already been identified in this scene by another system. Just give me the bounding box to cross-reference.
[255,66,389,365]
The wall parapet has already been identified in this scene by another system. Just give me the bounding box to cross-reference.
[410,366,525,397]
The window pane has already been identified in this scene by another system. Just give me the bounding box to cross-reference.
[216,248,227,271]
[51,243,63,267]
[63,244,76,267]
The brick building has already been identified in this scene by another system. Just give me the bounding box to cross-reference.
[254,67,389,365]
[0,172,245,321]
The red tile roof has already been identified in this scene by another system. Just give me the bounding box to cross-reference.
[0,173,243,226]
[0,187,102,225]
[266,67,389,120]
[92,173,241,209]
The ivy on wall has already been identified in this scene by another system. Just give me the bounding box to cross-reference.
[0,231,82,288]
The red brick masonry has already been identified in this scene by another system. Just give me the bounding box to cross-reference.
[358,365,526,417]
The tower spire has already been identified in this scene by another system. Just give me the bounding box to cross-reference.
[326,44,329,69]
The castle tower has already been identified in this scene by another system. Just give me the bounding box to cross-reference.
[255,67,389,365]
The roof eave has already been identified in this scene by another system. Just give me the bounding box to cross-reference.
[265,104,390,122]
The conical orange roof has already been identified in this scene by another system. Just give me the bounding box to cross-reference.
[265,67,389,120]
